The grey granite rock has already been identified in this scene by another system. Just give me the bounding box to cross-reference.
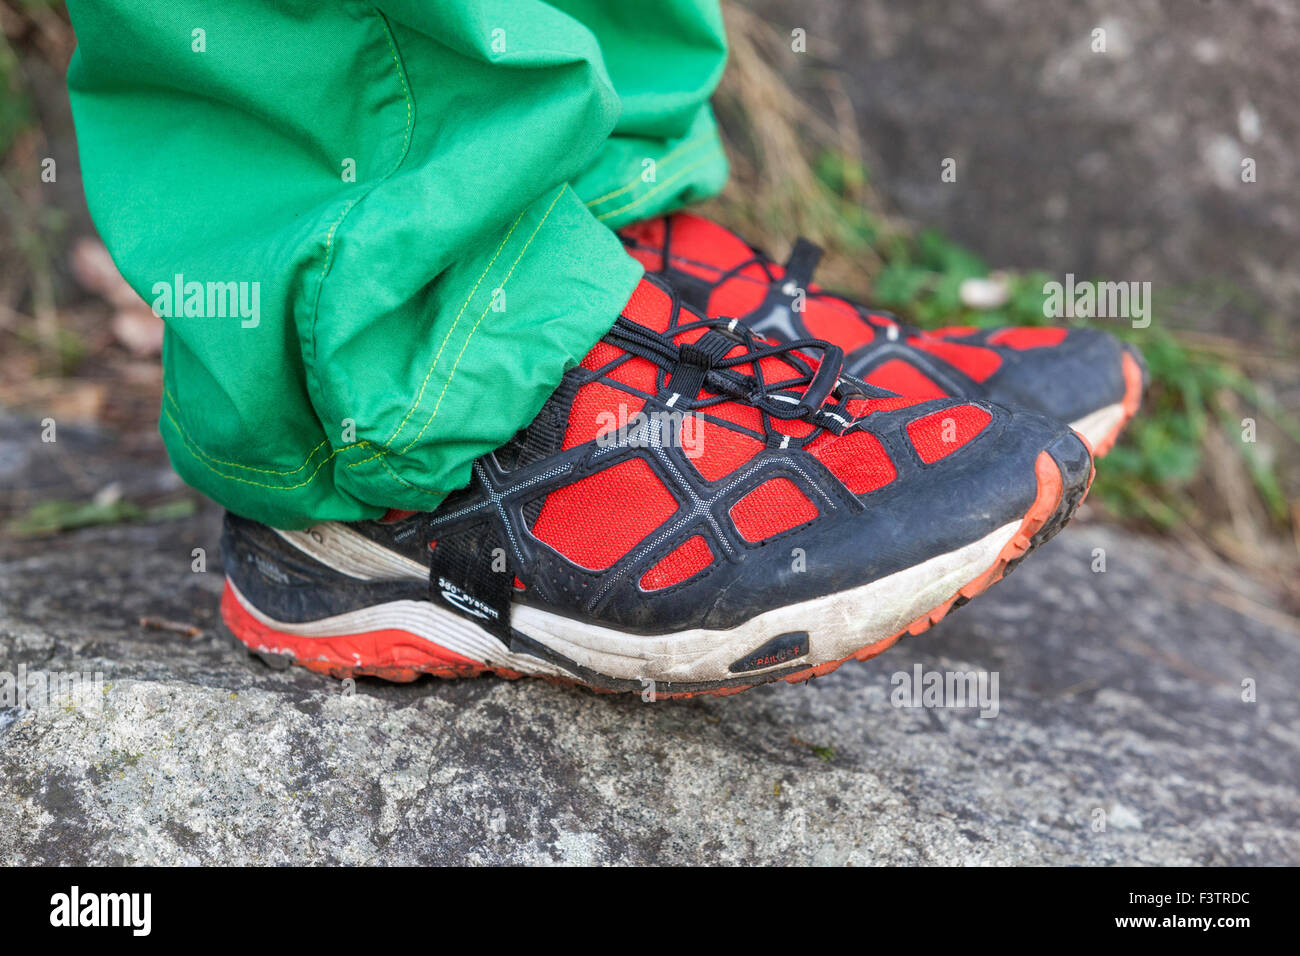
[745,0,1300,335]
[2,500,1296,865]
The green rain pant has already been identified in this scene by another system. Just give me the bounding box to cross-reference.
[65,0,728,528]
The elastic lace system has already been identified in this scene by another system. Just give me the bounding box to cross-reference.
[606,287,875,439]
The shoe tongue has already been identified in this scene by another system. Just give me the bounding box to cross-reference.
[663,213,918,339]
[623,278,813,386]
[613,278,848,417]
[623,217,927,384]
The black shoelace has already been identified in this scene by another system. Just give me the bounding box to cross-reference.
[605,284,873,437]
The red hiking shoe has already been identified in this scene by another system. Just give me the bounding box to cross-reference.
[621,213,1146,457]
[221,276,1092,697]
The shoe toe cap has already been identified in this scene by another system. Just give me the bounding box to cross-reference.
[983,327,1133,424]
[694,403,1090,629]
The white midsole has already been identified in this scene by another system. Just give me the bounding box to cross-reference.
[229,519,1021,685]
[1069,402,1125,450]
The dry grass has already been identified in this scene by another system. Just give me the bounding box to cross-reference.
[702,2,906,291]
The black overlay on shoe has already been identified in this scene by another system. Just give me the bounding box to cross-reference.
[427,516,513,646]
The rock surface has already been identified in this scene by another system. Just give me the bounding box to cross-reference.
[747,0,1300,333]
[2,413,1297,864]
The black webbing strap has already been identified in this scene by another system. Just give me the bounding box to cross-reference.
[783,238,823,292]
[427,521,513,646]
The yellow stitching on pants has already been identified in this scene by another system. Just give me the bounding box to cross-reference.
[155,8,415,496]
[162,388,333,476]
[594,150,724,222]
[374,453,444,495]
[378,205,530,449]
[349,186,565,473]
[162,403,369,491]
[377,10,414,163]
[582,136,712,208]
[398,186,566,454]
[315,7,414,293]
[304,6,414,461]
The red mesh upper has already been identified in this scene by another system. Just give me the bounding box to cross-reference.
[707,277,768,319]
[662,213,761,282]
[906,405,992,463]
[844,394,928,418]
[622,279,673,332]
[986,326,1069,350]
[580,340,623,372]
[621,217,1091,414]
[562,382,643,450]
[864,359,949,399]
[532,457,678,569]
[807,429,897,494]
[687,419,764,482]
[639,535,714,590]
[729,477,819,543]
[800,299,877,353]
[701,396,763,432]
[659,213,880,352]
[619,218,667,270]
[535,275,928,572]
[909,339,1002,382]
[770,415,816,439]
[606,354,659,394]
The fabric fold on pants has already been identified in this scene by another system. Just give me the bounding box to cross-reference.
[66,0,728,527]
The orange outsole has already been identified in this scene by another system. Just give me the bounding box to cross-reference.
[221,450,1088,699]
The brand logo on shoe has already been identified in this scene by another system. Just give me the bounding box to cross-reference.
[251,553,291,585]
[437,577,500,622]
[728,631,809,674]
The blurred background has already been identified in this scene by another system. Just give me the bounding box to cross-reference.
[2,0,1298,610]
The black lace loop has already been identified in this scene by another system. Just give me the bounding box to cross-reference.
[607,288,861,433]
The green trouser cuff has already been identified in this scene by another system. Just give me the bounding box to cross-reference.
[71,0,726,527]
[575,106,730,229]
[159,184,643,528]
